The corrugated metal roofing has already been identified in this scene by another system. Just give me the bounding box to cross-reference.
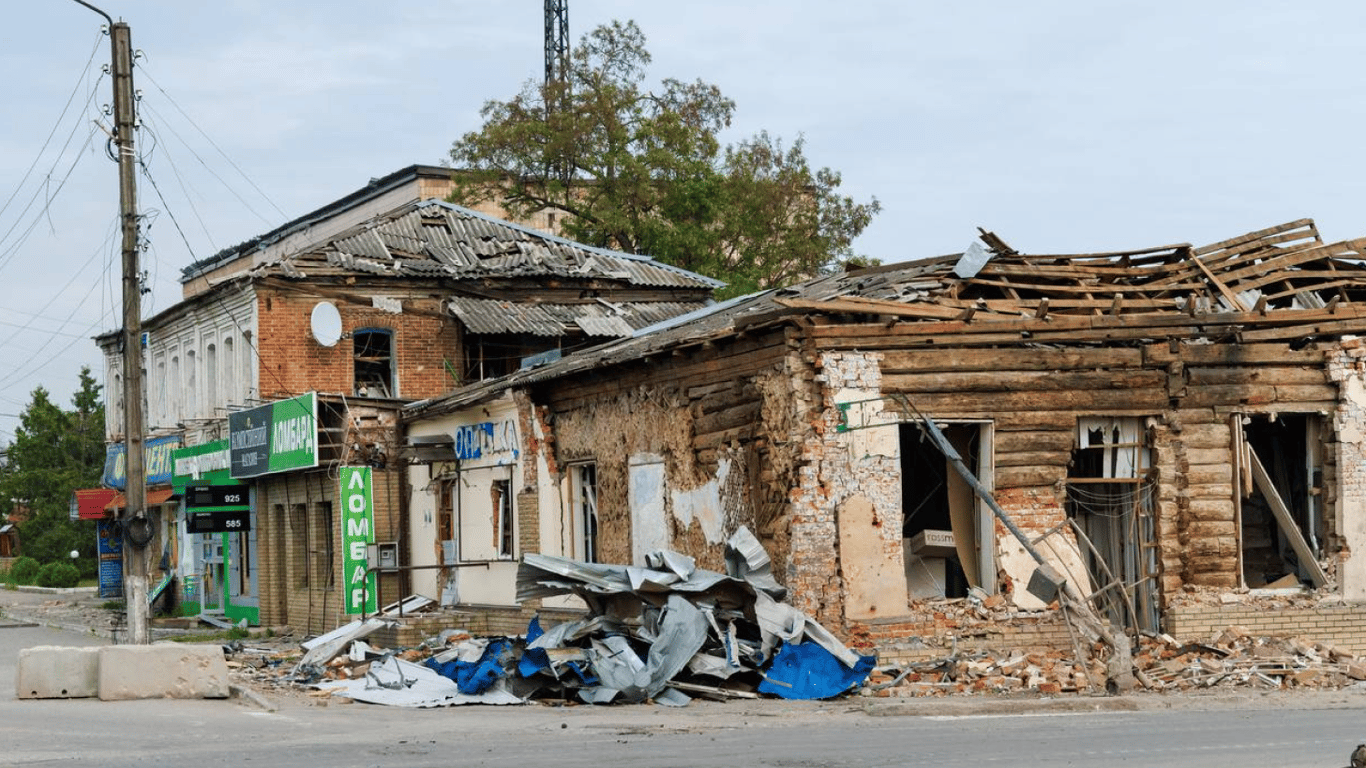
[260,200,723,290]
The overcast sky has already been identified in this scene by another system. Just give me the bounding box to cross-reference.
[3,0,1366,444]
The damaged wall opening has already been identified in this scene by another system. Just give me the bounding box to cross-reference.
[463,333,561,381]
[1066,417,1158,632]
[899,421,995,599]
[353,328,394,397]
[568,462,599,563]
[1238,413,1326,589]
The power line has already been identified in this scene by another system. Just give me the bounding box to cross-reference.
[135,61,287,222]
[0,29,105,245]
[0,119,102,275]
[0,215,118,354]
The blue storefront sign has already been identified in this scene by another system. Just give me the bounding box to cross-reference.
[96,519,124,599]
[102,435,181,490]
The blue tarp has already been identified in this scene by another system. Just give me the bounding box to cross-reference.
[757,640,876,700]
[426,638,514,694]
[518,616,551,677]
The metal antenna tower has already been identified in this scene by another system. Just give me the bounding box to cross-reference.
[544,0,569,87]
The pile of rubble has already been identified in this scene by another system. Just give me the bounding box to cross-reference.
[868,626,1366,698]
[230,527,875,708]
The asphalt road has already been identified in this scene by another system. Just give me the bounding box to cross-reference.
[0,596,1362,767]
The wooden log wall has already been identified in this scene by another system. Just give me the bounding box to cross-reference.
[850,336,1337,594]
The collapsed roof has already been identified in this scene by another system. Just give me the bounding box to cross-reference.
[406,218,1366,417]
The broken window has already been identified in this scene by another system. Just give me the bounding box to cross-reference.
[1235,413,1326,589]
[899,421,995,599]
[353,328,394,398]
[492,479,514,558]
[1066,417,1158,632]
[569,463,599,563]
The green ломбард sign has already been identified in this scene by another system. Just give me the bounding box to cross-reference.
[340,466,378,614]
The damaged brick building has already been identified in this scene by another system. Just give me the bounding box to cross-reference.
[403,218,1366,658]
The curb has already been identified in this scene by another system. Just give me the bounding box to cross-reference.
[5,586,98,596]
[229,684,278,712]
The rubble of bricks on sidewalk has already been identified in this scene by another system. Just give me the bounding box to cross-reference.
[864,626,1366,698]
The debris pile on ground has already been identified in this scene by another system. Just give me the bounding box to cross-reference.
[234,527,875,708]
[867,626,1366,697]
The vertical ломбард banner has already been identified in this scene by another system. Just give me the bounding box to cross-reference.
[340,466,377,614]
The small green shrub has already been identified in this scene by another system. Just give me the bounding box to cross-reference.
[35,561,80,588]
[8,557,40,585]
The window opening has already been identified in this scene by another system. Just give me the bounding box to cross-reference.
[899,422,992,599]
[1066,417,1158,632]
[353,329,394,397]
[493,478,514,558]
[570,463,598,563]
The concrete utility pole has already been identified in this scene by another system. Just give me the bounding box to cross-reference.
[72,0,149,644]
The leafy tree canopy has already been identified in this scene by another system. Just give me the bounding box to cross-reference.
[449,19,881,298]
[0,367,104,576]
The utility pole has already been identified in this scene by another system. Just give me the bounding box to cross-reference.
[72,0,148,643]
[112,19,150,645]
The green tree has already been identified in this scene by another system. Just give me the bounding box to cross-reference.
[449,19,881,298]
[0,368,104,577]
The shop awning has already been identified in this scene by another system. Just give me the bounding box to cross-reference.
[104,487,179,512]
[73,488,118,520]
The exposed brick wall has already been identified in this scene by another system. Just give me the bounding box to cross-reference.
[255,466,403,635]
[853,612,1076,664]
[787,351,900,631]
[254,287,460,401]
[1327,342,1366,597]
[1167,603,1366,655]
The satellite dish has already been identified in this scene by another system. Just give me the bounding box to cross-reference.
[310,301,342,347]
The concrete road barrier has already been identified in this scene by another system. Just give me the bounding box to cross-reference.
[15,645,100,699]
[97,643,230,700]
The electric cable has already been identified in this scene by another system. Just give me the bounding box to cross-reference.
[0,30,105,250]
[135,61,286,223]
[0,114,103,275]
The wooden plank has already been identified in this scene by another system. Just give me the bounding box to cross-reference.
[881,370,1165,394]
[1143,342,1324,366]
[879,347,1143,373]
[1190,219,1317,258]
[996,430,1077,454]
[1247,447,1328,587]
[1240,316,1366,342]
[1185,366,1327,387]
[774,296,965,320]
[895,388,1169,414]
[1190,253,1251,312]
[1169,423,1231,449]
[693,401,762,436]
[995,451,1071,468]
[996,465,1068,488]
[1185,447,1233,466]
[1176,385,1277,408]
